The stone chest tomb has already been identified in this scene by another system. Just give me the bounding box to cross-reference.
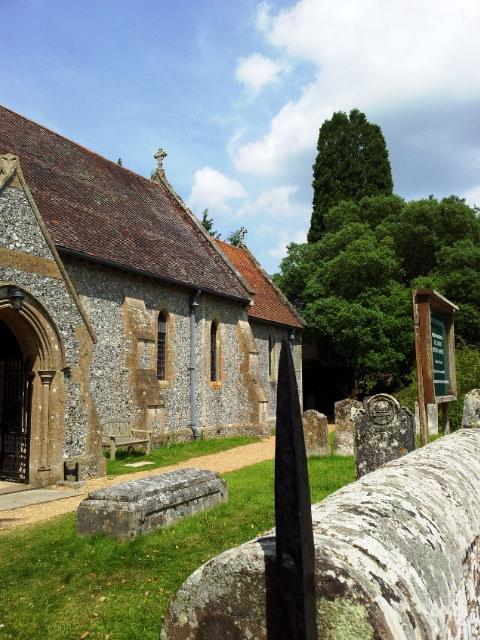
[77,468,227,539]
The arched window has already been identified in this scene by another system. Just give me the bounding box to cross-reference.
[268,334,275,378]
[157,312,167,380]
[210,320,218,382]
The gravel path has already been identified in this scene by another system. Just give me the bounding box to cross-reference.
[0,437,275,532]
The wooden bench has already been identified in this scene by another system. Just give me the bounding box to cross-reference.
[102,419,152,461]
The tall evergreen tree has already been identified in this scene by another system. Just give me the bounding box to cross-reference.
[200,209,221,238]
[308,109,393,242]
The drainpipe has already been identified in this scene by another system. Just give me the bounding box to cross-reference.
[289,328,295,352]
[189,290,201,438]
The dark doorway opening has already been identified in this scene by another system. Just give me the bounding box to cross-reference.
[0,319,33,483]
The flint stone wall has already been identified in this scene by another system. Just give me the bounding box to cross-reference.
[355,394,415,478]
[251,320,303,421]
[162,430,480,640]
[1,186,103,476]
[77,468,227,539]
[65,258,258,437]
[302,410,328,456]
[462,389,480,428]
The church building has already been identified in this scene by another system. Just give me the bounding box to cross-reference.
[0,106,303,486]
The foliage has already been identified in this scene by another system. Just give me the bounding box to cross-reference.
[106,435,259,475]
[227,226,247,246]
[395,345,480,430]
[276,194,480,395]
[0,456,354,640]
[200,209,221,238]
[309,109,393,242]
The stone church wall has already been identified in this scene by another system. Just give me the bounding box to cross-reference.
[64,258,262,440]
[0,184,104,483]
[251,320,303,419]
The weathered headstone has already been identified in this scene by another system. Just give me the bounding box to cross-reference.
[355,394,415,478]
[334,398,364,424]
[333,399,363,455]
[415,401,439,435]
[77,468,227,539]
[302,410,328,456]
[462,389,480,428]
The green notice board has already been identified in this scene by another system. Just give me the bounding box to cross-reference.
[431,313,450,397]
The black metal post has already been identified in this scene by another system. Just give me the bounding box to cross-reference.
[274,339,318,640]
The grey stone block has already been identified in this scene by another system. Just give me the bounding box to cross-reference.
[162,430,480,640]
[415,401,439,435]
[302,410,328,456]
[77,468,227,539]
[463,389,480,428]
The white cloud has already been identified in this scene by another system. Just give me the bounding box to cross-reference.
[230,0,480,176]
[463,185,480,208]
[237,184,306,219]
[188,166,246,214]
[235,53,284,94]
[268,229,308,260]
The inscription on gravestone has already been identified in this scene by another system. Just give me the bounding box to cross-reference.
[355,394,415,478]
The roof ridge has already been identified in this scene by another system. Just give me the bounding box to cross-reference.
[0,104,159,189]
[153,175,254,297]
[238,242,305,327]
[215,239,304,328]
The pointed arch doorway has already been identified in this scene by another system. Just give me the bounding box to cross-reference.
[0,318,33,482]
[0,285,67,486]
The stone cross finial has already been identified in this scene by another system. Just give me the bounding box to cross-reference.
[153,148,167,183]
[154,148,167,171]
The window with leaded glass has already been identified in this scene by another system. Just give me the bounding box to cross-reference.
[210,321,218,382]
[157,312,167,380]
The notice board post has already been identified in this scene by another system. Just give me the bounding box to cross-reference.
[413,289,458,447]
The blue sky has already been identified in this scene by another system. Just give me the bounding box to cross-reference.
[2,0,480,273]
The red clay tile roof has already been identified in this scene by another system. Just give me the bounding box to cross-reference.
[215,239,303,329]
[0,106,250,302]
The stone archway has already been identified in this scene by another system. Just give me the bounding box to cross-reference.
[0,285,66,486]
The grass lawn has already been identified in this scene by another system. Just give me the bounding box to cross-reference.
[0,455,354,640]
[105,435,260,476]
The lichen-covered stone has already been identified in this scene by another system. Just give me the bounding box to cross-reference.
[77,468,227,539]
[334,421,355,456]
[333,399,363,456]
[334,398,363,425]
[302,410,328,456]
[162,430,480,640]
[462,389,480,428]
[355,394,414,478]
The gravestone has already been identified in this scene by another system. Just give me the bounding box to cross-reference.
[463,389,480,428]
[77,468,227,539]
[355,394,414,478]
[302,410,328,456]
[415,402,439,435]
[333,399,363,455]
[334,398,364,424]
